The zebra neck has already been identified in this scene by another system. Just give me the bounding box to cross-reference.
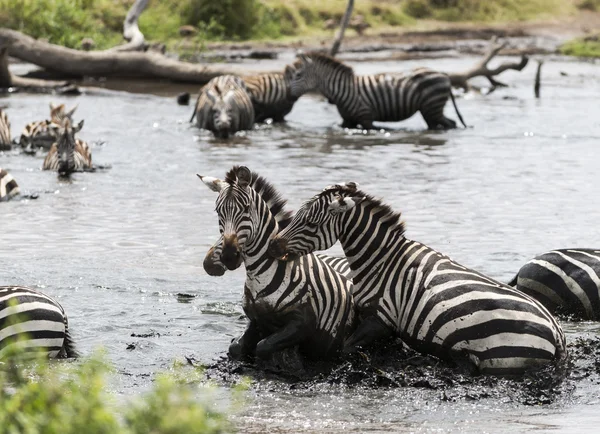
[242,216,279,277]
[320,73,355,106]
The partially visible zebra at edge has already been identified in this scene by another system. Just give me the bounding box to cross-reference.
[244,63,299,123]
[0,286,78,359]
[0,108,11,150]
[289,51,466,130]
[0,167,19,202]
[508,248,600,320]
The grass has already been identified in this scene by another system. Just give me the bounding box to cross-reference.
[560,35,600,57]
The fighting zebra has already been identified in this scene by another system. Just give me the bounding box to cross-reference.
[289,51,466,130]
[0,286,77,359]
[508,249,600,320]
[19,103,78,151]
[190,75,254,138]
[42,119,92,175]
[244,64,299,123]
[269,183,566,375]
[0,168,20,201]
[198,166,355,361]
[0,108,11,150]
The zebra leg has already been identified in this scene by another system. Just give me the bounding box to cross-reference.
[254,310,313,360]
[343,315,392,353]
[341,118,359,129]
[228,321,261,361]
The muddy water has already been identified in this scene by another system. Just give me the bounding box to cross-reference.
[1,55,599,432]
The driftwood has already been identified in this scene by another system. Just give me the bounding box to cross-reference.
[108,0,149,52]
[448,37,529,91]
[330,0,354,57]
[534,60,543,98]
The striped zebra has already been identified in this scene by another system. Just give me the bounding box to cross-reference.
[289,51,466,130]
[198,166,355,361]
[0,286,77,359]
[42,119,92,175]
[190,75,254,138]
[508,249,600,320]
[0,168,20,201]
[244,64,299,123]
[19,103,78,151]
[0,108,11,150]
[268,183,566,375]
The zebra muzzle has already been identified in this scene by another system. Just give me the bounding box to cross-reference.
[220,238,242,270]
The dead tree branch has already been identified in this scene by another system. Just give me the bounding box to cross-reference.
[108,0,149,52]
[330,0,354,57]
[534,60,543,98]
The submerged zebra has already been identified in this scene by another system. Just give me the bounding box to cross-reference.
[0,168,20,201]
[19,103,78,151]
[199,166,355,361]
[0,108,11,150]
[191,75,254,138]
[244,63,299,123]
[0,286,77,359]
[289,51,466,130]
[269,183,566,375]
[42,119,92,175]
[509,249,600,320]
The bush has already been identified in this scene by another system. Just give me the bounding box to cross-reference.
[560,36,600,58]
[404,0,433,19]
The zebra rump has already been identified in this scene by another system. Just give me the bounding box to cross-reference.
[508,248,600,320]
[0,108,11,150]
[244,63,299,123]
[0,168,20,201]
[0,286,77,359]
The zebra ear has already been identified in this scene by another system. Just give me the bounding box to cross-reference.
[222,88,236,104]
[73,119,84,133]
[65,104,78,119]
[328,195,357,214]
[236,166,252,188]
[206,89,217,104]
[297,52,312,64]
[197,174,225,192]
[344,182,359,192]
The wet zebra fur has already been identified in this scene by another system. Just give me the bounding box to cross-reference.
[0,168,20,201]
[19,103,79,151]
[244,64,299,123]
[508,249,600,320]
[269,183,567,375]
[290,51,466,130]
[42,119,92,175]
[0,286,78,359]
[199,166,355,361]
[191,75,254,138]
[0,108,11,150]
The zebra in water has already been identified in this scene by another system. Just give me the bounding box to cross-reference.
[269,183,566,375]
[0,286,78,359]
[0,168,20,201]
[0,108,11,150]
[19,103,79,151]
[289,51,466,130]
[198,166,355,361]
[42,119,92,175]
[508,249,600,320]
[244,63,299,123]
[190,75,254,138]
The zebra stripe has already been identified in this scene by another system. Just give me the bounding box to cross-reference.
[0,108,11,149]
[509,248,600,320]
[191,75,254,138]
[42,119,92,174]
[199,166,355,361]
[244,63,299,123]
[290,51,465,130]
[0,167,19,201]
[19,103,78,151]
[0,286,77,359]
[269,184,566,375]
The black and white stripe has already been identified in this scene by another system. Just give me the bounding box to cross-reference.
[191,75,254,138]
[0,286,77,359]
[269,184,566,375]
[0,167,19,201]
[199,166,355,361]
[19,103,78,151]
[42,119,92,175]
[244,64,299,123]
[0,108,11,150]
[509,248,600,320]
[290,51,466,130]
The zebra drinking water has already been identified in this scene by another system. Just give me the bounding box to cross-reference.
[42,119,92,175]
[508,248,600,320]
[0,168,19,201]
[0,108,11,150]
[198,166,355,361]
[269,183,566,375]
[244,63,299,123]
[289,51,466,130]
[191,75,254,138]
[0,286,77,359]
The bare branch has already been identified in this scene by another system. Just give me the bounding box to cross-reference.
[534,60,543,98]
[108,0,149,52]
[330,0,354,57]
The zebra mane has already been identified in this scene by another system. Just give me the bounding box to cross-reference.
[224,166,293,228]
[302,51,354,76]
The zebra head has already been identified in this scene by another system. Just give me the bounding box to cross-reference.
[203,236,227,276]
[289,53,320,98]
[50,102,78,124]
[268,182,360,260]
[53,119,84,176]
[207,86,235,139]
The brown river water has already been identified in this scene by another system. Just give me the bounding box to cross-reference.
[1,55,599,432]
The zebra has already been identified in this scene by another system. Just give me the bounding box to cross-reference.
[243,63,299,123]
[0,168,20,201]
[19,102,78,151]
[190,75,254,138]
[268,183,567,375]
[198,166,355,361]
[508,249,600,320]
[42,119,92,175]
[0,108,11,150]
[0,286,78,359]
[289,51,466,130]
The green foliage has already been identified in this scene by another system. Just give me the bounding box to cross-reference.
[560,36,600,58]
[577,0,600,11]
[404,0,433,19]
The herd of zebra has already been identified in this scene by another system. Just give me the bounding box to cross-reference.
[0,52,599,379]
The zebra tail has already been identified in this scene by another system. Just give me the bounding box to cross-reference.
[62,327,80,358]
[449,91,467,128]
[507,273,518,287]
[189,102,198,123]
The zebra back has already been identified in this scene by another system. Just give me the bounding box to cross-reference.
[0,167,19,201]
[244,63,299,122]
[0,108,11,148]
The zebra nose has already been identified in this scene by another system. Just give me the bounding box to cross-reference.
[221,243,242,270]
[268,238,287,259]
[203,247,226,277]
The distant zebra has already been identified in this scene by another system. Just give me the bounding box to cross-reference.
[269,183,566,375]
[508,249,600,320]
[191,75,254,138]
[19,103,78,151]
[0,168,20,201]
[244,64,299,123]
[0,108,11,150]
[198,166,355,361]
[42,119,92,175]
[289,51,466,130]
[0,286,77,359]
